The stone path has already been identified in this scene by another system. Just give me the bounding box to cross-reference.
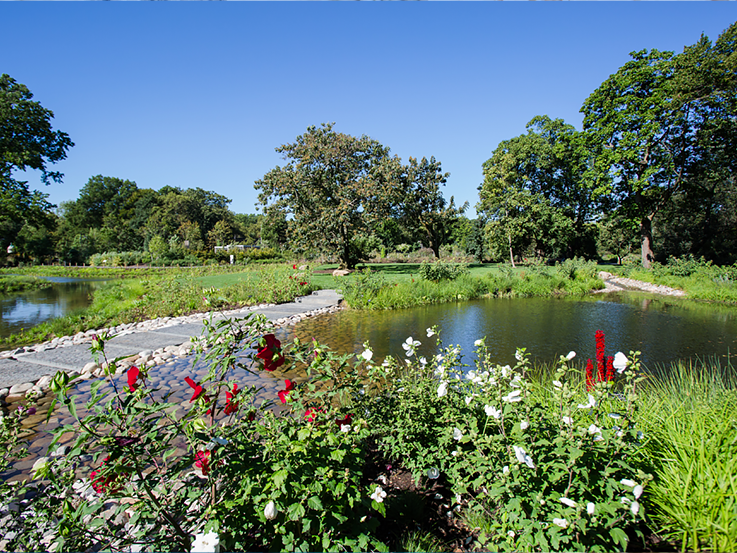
[596,271,687,297]
[0,290,343,393]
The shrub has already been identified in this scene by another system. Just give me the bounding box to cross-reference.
[418,260,469,282]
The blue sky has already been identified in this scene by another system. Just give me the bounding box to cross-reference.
[2,2,735,217]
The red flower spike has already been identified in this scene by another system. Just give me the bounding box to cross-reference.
[184,377,210,403]
[335,413,353,426]
[257,334,285,372]
[224,383,240,415]
[606,355,615,382]
[195,450,211,475]
[278,379,296,404]
[585,359,594,391]
[127,366,141,393]
[595,330,606,382]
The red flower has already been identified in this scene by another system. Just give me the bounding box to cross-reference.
[304,407,324,422]
[299,282,307,286]
[247,411,255,422]
[184,377,211,403]
[224,383,240,415]
[127,366,141,392]
[293,264,297,269]
[278,379,295,404]
[606,355,615,382]
[257,334,285,372]
[585,358,594,391]
[595,330,606,383]
[90,456,122,493]
[335,413,353,426]
[195,450,211,475]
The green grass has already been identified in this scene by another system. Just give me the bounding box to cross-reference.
[620,267,737,304]
[0,275,53,295]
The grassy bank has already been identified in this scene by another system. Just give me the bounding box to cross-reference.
[0,265,315,350]
[0,276,53,295]
[329,260,605,310]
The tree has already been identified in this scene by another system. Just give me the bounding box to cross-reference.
[0,74,73,253]
[255,123,400,269]
[399,156,468,258]
[478,116,594,262]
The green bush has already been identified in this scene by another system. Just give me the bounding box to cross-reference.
[418,260,469,282]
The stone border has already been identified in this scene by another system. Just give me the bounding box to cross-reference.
[596,271,686,297]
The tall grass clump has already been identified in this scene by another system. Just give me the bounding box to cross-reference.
[638,359,737,552]
[0,275,52,295]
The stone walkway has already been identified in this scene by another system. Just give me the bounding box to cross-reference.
[0,290,343,393]
[596,271,687,297]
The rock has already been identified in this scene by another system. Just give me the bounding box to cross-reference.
[0,388,8,399]
[9,382,33,395]
[34,375,54,391]
[82,362,98,374]
[332,269,352,277]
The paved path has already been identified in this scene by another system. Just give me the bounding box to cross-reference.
[0,290,342,390]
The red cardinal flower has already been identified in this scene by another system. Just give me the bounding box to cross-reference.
[184,377,210,403]
[606,355,615,382]
[195,450,211,475]
[127,366,141,392]
[257,334,285,372]
[595,330,606,382]
[585,358,594,391]
[224,383,240,415]
[278,379,296,404]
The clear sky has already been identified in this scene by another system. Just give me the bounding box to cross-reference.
[2,2,735,217]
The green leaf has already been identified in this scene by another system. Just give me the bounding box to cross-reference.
[307,496,323,511]
[609,527,629,547]
[272,469,288,488]
[287,502,306,521]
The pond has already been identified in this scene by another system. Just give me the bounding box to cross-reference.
[0,277,107,338]
[287,292,737,370]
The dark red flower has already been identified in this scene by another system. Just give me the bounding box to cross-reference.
[595,330,606,383]
[224,383,240,415]
[247,411,256,422]
[127,366,141,392]
[184,377,211,403]
[195,450,211,475]
[278,379,296,404]
[293,264,297,269]
[257,334,285,372]
[335,413,353,426]
[585,358,594,391]
[90,456,122,493]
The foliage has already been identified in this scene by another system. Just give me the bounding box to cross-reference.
[418,260,469,282]
[0,275,52,295]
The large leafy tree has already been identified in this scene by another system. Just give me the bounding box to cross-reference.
[255,123,400,269]
[581,23,737,268]
[0,74,73,254]
[478,116,596,262]
[399,156,468,258]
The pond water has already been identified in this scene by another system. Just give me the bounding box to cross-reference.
[287,292,737,370]
[0,277,107,338]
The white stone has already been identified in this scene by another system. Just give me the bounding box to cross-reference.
[9,382,33,395]
[82,362,98,374]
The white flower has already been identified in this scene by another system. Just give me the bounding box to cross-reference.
[361,349,373,362]
[402,337,420,356]
[474,339,484,347]
[427,467,440,479]
[382,358,390,367]
[560,497,577,508]
[453,427,463,441]
[264,500,277,520]
[520,420,529,431]
[633,485,643,499]
[515,350,524,362]
[608,412,622,420]
[419,357,427,366]
[562,416,573,425]
[552,517,568,529]
[631,500,640,515]
[510,375,522,388]
[435,354,444,363]
[502,390,522,403]
[553,380,563,389]
[434,365,446,376]
[587,502,595,515]
[501,365,511,377]
[620,478,637,487]
[370,485,387,503]
[451,450,458,457]
[566,351,576,360]
[588,424,602,436]
[613,352,628,373]
[340,424,351,433]
[426,328,436,337]
[464,396,474,405]
[502,465,509,475]
[577,394,597,409]
[507,530,515,538]
[513,445,535,469]
[437,381,448,398]
[484,405,501,419]
[191,531,220,553]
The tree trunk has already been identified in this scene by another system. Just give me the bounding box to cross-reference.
[640,216,654,269]
[508,233,516,268]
